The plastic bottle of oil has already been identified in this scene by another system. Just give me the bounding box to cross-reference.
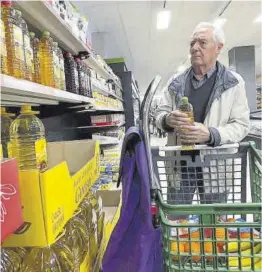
[0,18,8,74]
[57,46,66,90]
[52,41,60,89]
[1,2,24,78]
[9,105,47,171]
[21,242,76,271]
[29,32,40,84]
[179,96,195,150]
[39,31,55,87]
[0,107,15,158]
[20,18,33,81]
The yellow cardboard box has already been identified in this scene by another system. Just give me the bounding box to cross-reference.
[3,140,100,247]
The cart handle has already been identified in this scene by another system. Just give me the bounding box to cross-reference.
[156,143,239,151]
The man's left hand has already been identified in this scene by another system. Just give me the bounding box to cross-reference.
[179,122,210,144]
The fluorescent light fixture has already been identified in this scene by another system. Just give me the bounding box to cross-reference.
[177,65,186,73]
[213,18,227,28]
[253,14,262,23]
[157,10,171,30]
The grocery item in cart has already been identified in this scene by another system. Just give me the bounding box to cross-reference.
[57,46,66,90]
[9,105,47,171]
[1,248,23,272]
[64,52,79,94]
[52,41,61,89]
[21,241,76,271]
[0,18,8,74]
[39,31,55,87]
[29,32,40,84]
[179,96,195,149]
[57,216,89,268]
[0,107,15,158]
[1,2,24,78]
[20,18,33,81]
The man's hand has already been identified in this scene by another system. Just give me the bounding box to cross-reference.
[165,110,192,129]
[179,122,210,144]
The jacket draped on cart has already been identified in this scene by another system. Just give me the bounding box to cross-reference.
[155,61,250,194]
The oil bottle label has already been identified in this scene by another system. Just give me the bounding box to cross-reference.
[35,138,47,171]
[0,20,7,57]
[13,25,23,61]
[24,36,33,67]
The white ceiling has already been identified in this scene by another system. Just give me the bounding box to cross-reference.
[74,1,262,94]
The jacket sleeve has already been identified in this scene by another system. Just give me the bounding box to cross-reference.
[216,79,250,145]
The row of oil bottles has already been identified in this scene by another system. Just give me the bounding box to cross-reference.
[1,1,93,97]
[1,106,48,171]
[2,191,105,272]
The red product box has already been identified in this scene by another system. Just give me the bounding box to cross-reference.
[1,158,23,243]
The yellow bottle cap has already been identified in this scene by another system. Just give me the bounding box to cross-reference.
[1,107,15,117]
[20,105,39,114]
[181,97,188,103]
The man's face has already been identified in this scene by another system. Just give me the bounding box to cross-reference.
[190,28,223,67]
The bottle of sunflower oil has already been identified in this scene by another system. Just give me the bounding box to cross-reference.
[52,41,60,89]
[39,31,55,87]
[29,32,40,84]
[0,18,8,74]
[0,107,15,158]
[57,46,66,90]
[179,96,195,150]
[20,18,33,81]
[9,105,47,171]
[1,2,24,78]
[1,248,23,272]
[21,242,76,272]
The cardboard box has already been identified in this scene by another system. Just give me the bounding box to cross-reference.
[0,158,23,243]
[3,140,100,247]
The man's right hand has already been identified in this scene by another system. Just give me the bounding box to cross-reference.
[165,110,191,129]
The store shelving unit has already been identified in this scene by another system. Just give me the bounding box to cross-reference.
[76,121,125,130]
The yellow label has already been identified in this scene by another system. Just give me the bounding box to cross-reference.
[0,144,3,159]
[35,138,47,171]
[13,25,23,61]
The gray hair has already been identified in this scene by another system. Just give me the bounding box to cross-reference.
[192,22,226,45]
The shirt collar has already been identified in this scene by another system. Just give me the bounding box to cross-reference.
[192,65,216,81]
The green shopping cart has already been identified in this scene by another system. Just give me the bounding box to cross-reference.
[141,76,262,272]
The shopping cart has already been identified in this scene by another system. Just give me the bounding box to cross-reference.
[141,76,262,272]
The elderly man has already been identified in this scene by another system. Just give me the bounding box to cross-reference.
[155,22,250,205]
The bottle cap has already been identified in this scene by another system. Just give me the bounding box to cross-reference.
[181,97,188,103]
[53,41,58,47]
[29,32,35,39]
[66,52,72,58]
[42,31,50,37]
[1,107,15,117]
[20,105,39,114]
[75,58,81,63]
[1,1,12,7]
[15,9,22,17]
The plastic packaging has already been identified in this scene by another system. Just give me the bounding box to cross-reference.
[57,46,66,90]
[29,32,40,84]
[64,52,79,94]
[20,18,33,81]
[0,107,15,158]
[39,31,55,87]
[0,18,8,74]
[9,105,47,171]
[1,248,23,272]
[21,242,76,271]
[1,2,24,78]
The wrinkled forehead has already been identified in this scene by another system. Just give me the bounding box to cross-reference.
[191,27,213,40]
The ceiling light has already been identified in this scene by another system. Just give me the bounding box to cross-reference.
[213,18,227,28]
[157,10,171,30]
[177,65,186,73]
[253,14,262,23]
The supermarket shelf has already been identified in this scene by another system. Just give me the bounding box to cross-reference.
[75,105,124,113]
[0,74,94,106]
[92,79,123,101]
[77,121,125,129]
[15,0,122,89]
[92,135,120,145]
